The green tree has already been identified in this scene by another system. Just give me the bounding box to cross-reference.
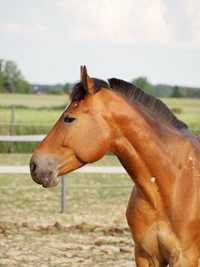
[15,79,32,94]
[132,76,156,96]
[0,59,31,93]
[3,60,23,92]
[0,59,5,92]
[0,74,4,92]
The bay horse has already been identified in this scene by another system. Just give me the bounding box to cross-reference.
[30,66,200,267]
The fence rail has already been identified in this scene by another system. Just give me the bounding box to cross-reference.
[0,165,126,174]
[0,165,128,213]
[0,135,45,142]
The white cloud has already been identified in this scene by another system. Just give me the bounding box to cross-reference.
[57,0,169,44]
[182,0,200,45]
[1,0,199,48]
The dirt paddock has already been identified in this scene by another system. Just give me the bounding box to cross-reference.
[0,220,134,267]
[0,155,135,267]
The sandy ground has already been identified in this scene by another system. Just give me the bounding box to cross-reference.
[0,167,135,267]
[0,220,134,267]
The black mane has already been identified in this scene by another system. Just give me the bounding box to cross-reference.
[70,77,188,130]
[108,78,188,130]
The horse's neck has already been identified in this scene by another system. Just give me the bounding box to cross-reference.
[110,107,185,208]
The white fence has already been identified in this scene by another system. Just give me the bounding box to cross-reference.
[0,165,126,174]
[0,135,45,142]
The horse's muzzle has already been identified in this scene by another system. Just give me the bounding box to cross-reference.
[30,154,59,187]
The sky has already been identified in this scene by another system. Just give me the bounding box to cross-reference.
[0,0,200,86]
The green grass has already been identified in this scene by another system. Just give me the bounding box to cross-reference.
[0,94,199,126]
[0,154,128,218]
[0,153,120,166]
[178,112,200,129]
[0,107,62,124]
[162,98,200,131]
[0,95,66,151]
[0,93,69,108]
[163,98,200,111]
[0,94,199,127]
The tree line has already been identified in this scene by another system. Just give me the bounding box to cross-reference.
[0,59,31,93]
[0,59,200,98]
[132,77,200,98]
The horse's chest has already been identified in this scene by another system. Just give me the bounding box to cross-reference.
[128,206,181,261]
[126,189,183,262]
[127,195,200,266]
[126,187,161,243]
[141,221,182,258]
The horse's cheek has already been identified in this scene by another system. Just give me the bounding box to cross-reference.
[74,132,109,163]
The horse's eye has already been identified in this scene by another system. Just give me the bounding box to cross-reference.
[64,116,76,123]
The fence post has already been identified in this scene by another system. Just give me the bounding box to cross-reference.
[60,176,67,213]
[10,105,16,135]
[10,105,16,152]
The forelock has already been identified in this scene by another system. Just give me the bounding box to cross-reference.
[70,78,109,102]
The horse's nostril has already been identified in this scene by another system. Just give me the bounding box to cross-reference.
[30,160,37,173]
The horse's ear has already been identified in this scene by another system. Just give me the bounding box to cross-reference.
[80,65,95,95]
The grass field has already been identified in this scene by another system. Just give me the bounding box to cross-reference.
[0,93,69,108]
[0,94,199,127]
[163,98,200,129]
[0,154,134,267]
